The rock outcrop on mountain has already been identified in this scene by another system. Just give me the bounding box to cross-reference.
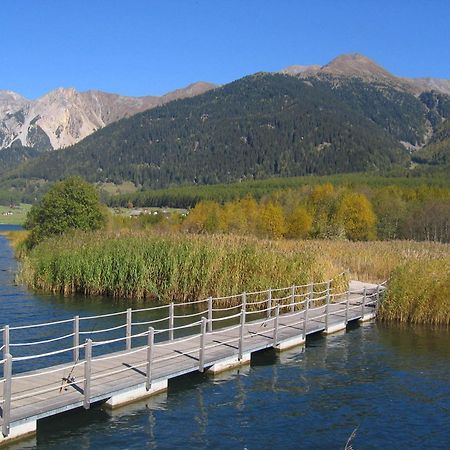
[0,82,216,151]
[407,77,450,96]
[279,64,321,75]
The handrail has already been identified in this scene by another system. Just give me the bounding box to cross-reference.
[0,280,386,426]
[131,316,169,326]
[1,274,346,334]
[0,277,385,387]
[9,332,75,347]
[79,324,127,335]
[79,310,128,321]
[9,317,74,331]
[0,285,385,420]
[12,344,84,362]
[12,361,84,380]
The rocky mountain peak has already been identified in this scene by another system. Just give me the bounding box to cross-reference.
[0,82,216,151]
[320,53,395,80]
[0,90,28,102]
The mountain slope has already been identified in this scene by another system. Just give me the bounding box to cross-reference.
[0,82,216,152]
[4,53,450,189]
[10,72,429,187]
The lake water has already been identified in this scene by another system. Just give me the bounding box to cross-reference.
[1,225,449,449]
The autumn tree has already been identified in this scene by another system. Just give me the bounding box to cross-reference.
[372,186,406,239]
[219,200,247,234]
[336,192,377,240]
[286,206,313,239]
[183,201,221,233]
[257,202,286,239]
[308,183,340,238]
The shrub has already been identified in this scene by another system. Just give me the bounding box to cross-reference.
[25,177,107,247]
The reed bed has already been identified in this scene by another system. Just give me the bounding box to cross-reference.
[16,230,450,324]
[0,230,29,257]
[378,259,450,325]
[282,239,450,283]
[19,231,337,304]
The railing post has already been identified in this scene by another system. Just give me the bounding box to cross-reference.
[2,353,12,437]
[169,303,174,341]
[303,297,309,339]
[83,339,92,410]
[146,327,154,390]
[345,290,350,324]
[375,284,381,314]
[126,308,132,350]
[73,315,79,362]
[199,317,207,372]
[238,308,245,360]
[2,325,9,359]
[267,288,272,319]
[208,297,213,333]
[362,287,366,318]
[308,283,314,303]
[242,292,247,312]
[290,285,296,313]
[273,304,280,346]
[325,280,331,329]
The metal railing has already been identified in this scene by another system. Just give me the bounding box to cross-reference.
[0,276,385,437]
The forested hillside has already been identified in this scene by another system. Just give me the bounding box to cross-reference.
[1,75,419,186]
[4,72,450,189]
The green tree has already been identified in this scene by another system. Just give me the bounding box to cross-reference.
[25,177,107,247]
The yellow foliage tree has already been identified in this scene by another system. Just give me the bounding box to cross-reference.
[336,192,377,240]
[257,202,286,239]
[219,199,248,234]
[308,183,340,237]
[238,195,260,234]
[183,201,221,233]
[286,206,313,239]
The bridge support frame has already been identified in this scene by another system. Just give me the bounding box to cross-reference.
[104,380,168,409]
[206,353,251,374]
[0,419,36,446]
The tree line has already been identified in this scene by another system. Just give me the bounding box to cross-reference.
[179,184,450,242]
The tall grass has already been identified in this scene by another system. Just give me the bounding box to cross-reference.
[379,259,450,325]
[17,230,450,324]
[0,230,29,257]
[19,231,337,303]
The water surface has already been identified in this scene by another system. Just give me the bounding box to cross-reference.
[1,226,449,449]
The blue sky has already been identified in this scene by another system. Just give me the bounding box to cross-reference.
[1,0,449,99]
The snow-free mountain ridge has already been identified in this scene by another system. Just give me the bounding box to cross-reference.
[280,53,450,95]
[0,82,216,151]
[1,53,450,155]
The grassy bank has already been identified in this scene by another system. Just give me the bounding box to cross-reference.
[17,231,450,324]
